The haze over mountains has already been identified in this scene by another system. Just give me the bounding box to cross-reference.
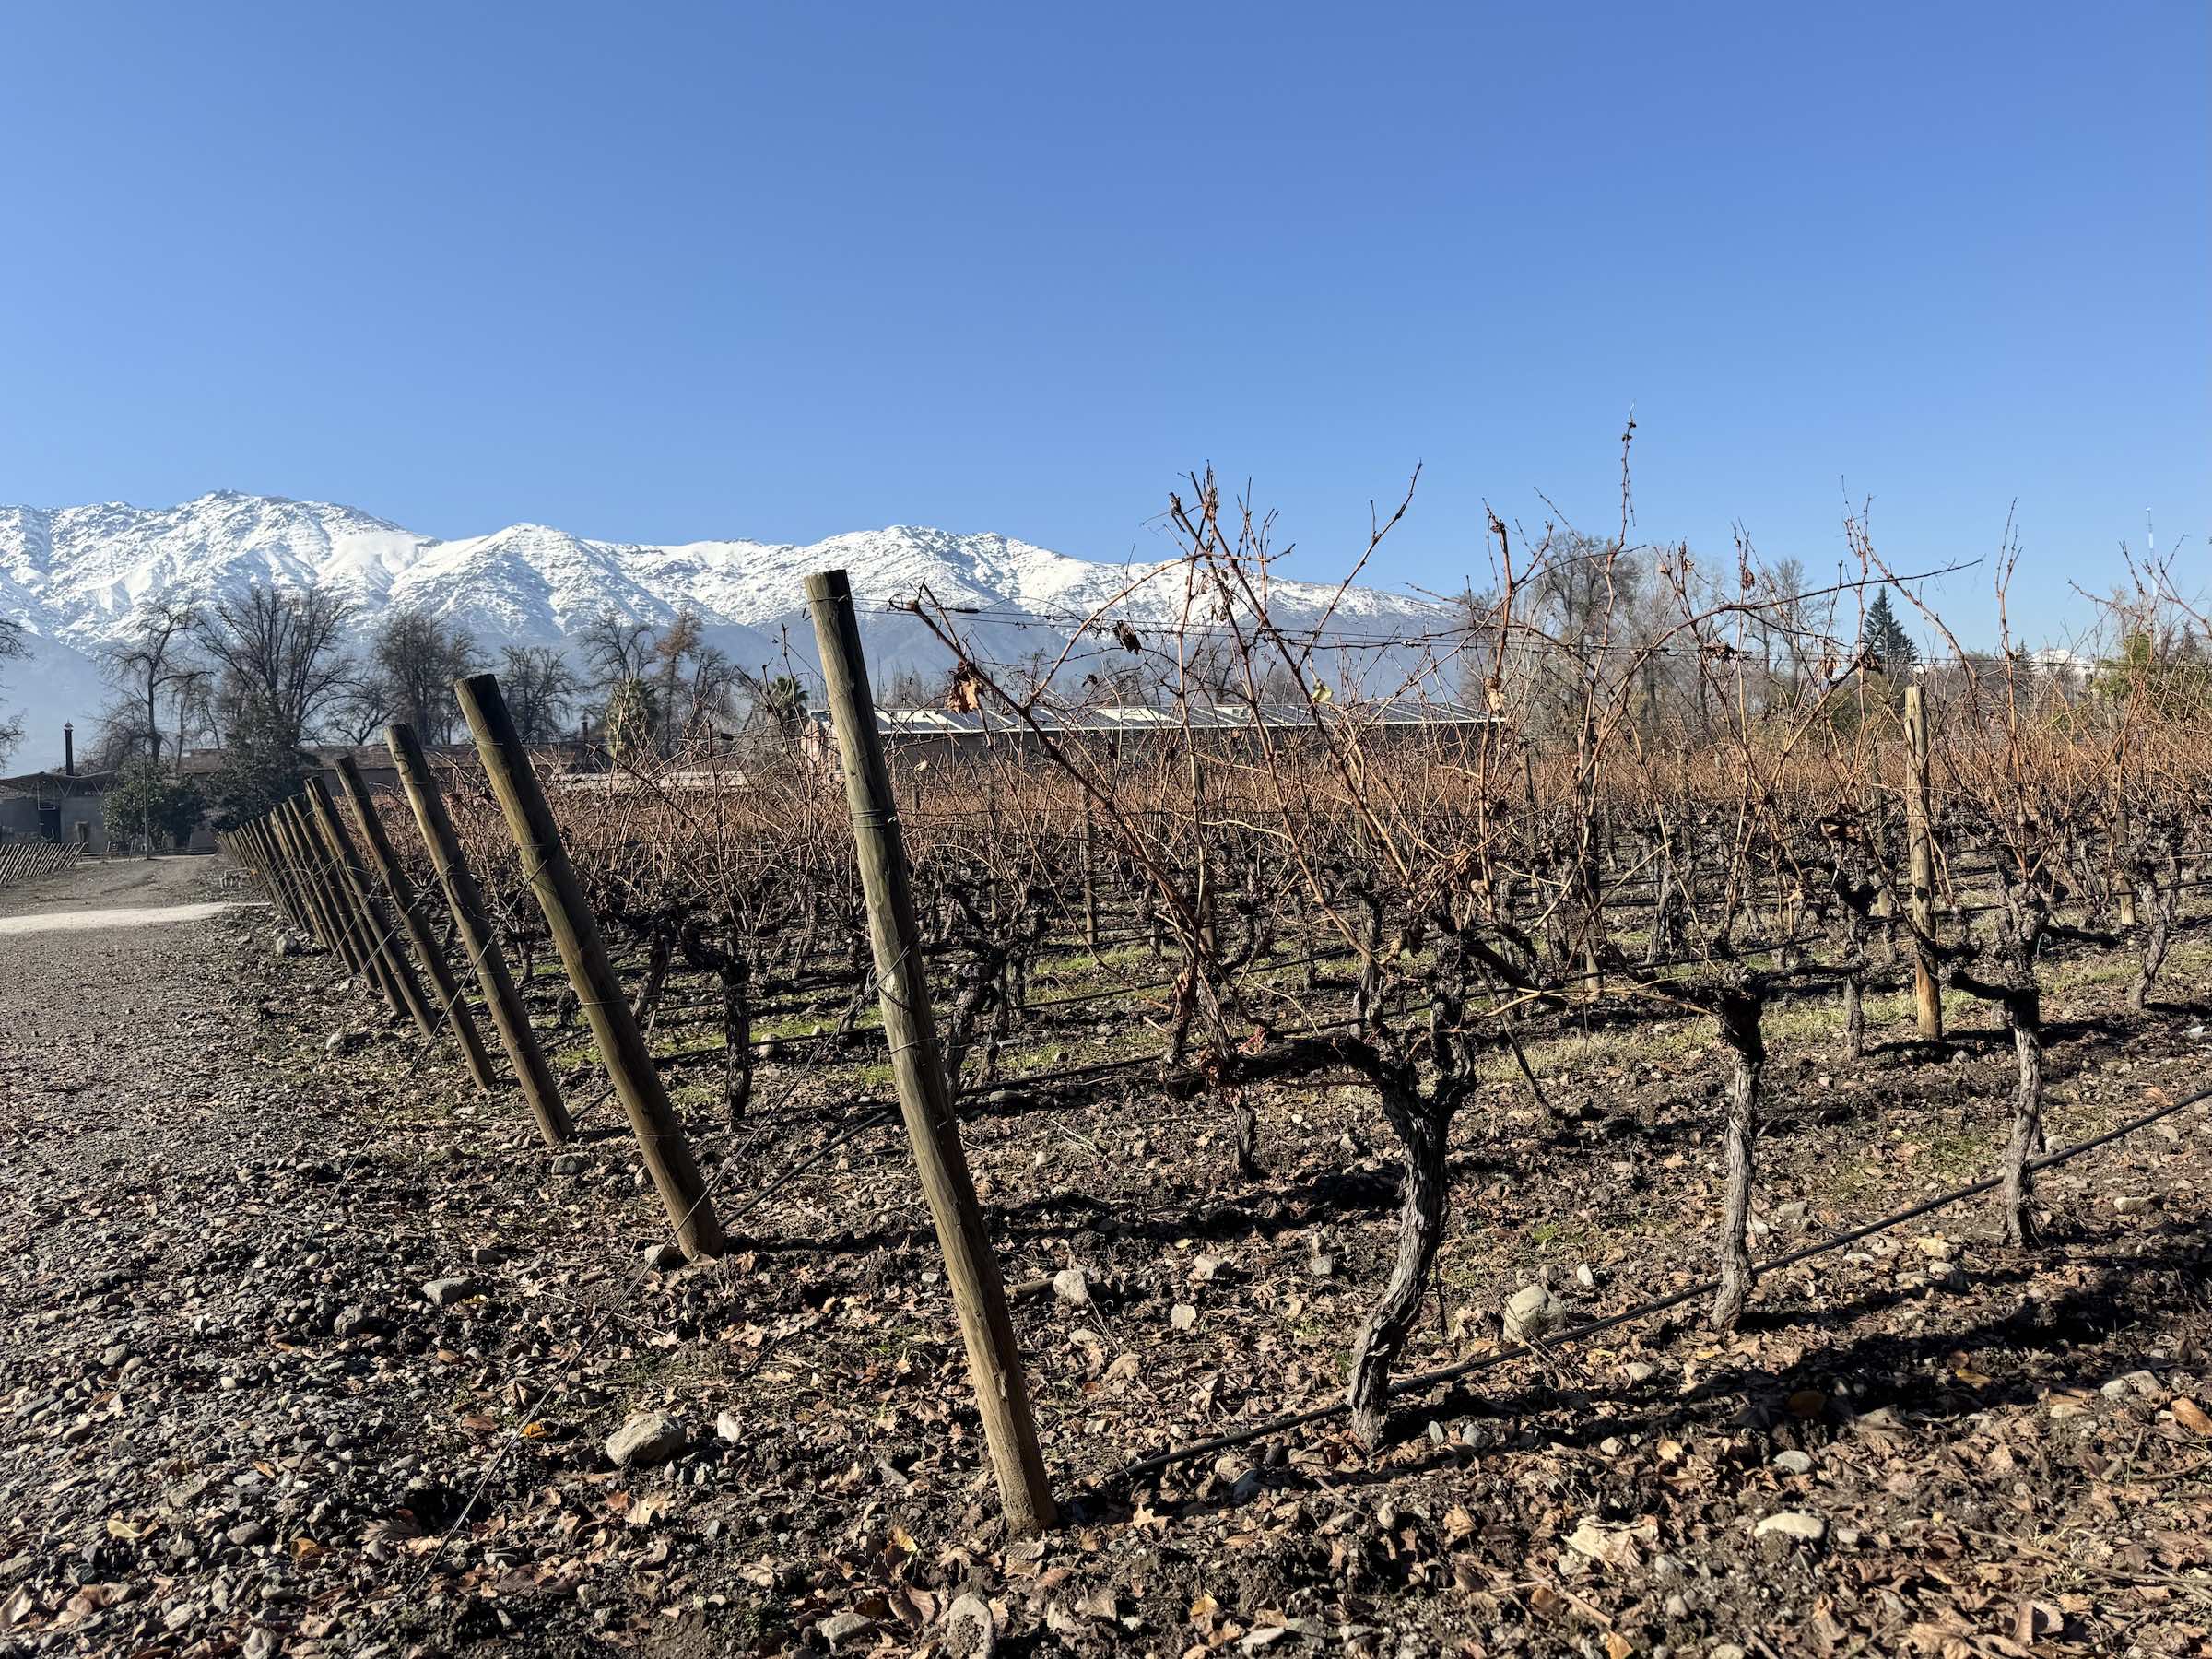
[0,492,1448,771]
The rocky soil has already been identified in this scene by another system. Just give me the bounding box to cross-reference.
[0,858,2207,1657]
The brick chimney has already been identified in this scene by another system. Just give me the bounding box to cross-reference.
[63,723,74,778]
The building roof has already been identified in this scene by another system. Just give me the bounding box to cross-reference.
[0,769,121,798]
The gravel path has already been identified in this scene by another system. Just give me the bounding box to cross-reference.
[0,860,470,1654]
[2,857,2206,1656]
[0,857,771,1656]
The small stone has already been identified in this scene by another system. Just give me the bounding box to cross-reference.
[100,1345,128,1368]
[226,1520,265,1548]
[817,1610,875,1648]
[1771,1449,1813,1475]
[2112,1194,2156,1216]
[606,1412,688,1468]
[642,1242,685,1271]
[1710,1646,1747,1659]
[715,1410,744,1443]
[421,1278,473,1308]
[2100,1378,2130,1399]
[324,1028,372,1056]
[1574,1263,1598,1290]
[1169,1302,1198,1331]
[1753,1511,1827,1545]
[1623,1361,1658,1384]
[551,1154,588,1176]
[944,1592,997,1657]
[1052,1267,1091,1308]
[1503,1283,1567,1344]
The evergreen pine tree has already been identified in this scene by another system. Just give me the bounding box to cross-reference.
[1863,589,1917,674]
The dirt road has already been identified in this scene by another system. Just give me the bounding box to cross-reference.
[0,859,606,1655]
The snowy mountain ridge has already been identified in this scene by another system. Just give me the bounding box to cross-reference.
[0,491,1448,771]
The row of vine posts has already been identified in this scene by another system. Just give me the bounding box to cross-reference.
[217,569,1060,1537]
[211,547,2208,1542]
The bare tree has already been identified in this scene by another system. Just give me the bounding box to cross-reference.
[193,584,357,747]
[651,610,706,747]
[0,618,25,766]
[327,672,400,747]
[500,645,585,743]
[577,608,658,685]
[676,641,742,740]
[101,603,200,768]
[371,607,478,744]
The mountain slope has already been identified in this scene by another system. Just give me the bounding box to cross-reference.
[0,492,1449,771]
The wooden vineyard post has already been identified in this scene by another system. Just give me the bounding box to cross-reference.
[299,790,404,1011]
[1903,684,1943,1041]
[453,674,718,1250]
[805,568,1057,1539]
[385,721,575,1147]
[254,818,312,935]
[307,774,437,1037]
[335,756,500,1092]
[2113,721,2136,929]
[277,798,359,974]
[263,817,315,937]
[1080,796,1100,950]
[259,811,317,943]
[232,824,279,923]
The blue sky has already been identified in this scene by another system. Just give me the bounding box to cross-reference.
[1,2,2203,644]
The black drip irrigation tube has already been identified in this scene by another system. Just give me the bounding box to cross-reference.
[1109,1077,2212,1487]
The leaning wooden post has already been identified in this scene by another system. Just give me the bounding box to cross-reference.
[384,723,574,1146]
[335,756,500,1092]
[259,811,316,939]
[805,568,1057,1538]
[299,791,400,1006]
[231,825,272,915]
[255,818,311,934]
[240,818,293,929]
[305,775,428,1029]
[1903,683,1943,1041]
[454,674,717,1249]
[277,798,357,971]
[307,773,440,1036]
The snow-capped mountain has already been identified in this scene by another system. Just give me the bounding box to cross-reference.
[0,491,1451,771]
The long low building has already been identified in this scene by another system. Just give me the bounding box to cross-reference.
[799,698,1496,773]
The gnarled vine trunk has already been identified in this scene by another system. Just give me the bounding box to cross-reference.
[1999,984,2044,1245]
[1711,985,1767,1330]
[1347,1088,1450,1446]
